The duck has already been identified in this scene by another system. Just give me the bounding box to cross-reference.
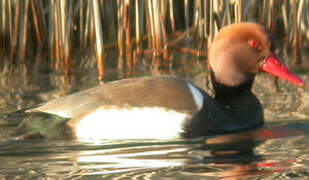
[16,22,305,140]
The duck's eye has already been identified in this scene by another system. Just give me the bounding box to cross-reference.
[248,39,258,48]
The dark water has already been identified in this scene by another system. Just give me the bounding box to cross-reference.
[1,52,309,179]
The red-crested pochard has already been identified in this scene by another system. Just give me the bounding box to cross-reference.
[17,22,305,140]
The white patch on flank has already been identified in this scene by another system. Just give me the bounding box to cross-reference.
[75,107,188,140]
[187,83,204,111]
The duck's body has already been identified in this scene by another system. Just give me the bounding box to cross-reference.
[32,77,203,119]
[16,22,304,140]
[31,76,205,139]
[27,76,263,139]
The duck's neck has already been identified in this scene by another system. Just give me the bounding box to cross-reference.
[210,71,254,102]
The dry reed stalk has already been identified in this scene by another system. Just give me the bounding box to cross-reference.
[225,0,232,25]
[124,0,132,68]
[31,0,43,49]
[92,0,105,80]
[161,0,167,23]
[60,0,66,46]
[146,0,160,67]
[47,0,54,63]
[184,0,189,30]
[0,0,307,72]
[79,0,84,47]
[52,0,61,70]
[292,0,302,65]
[56,0,64,65]
[135,0,142,52]
[65,1,73,76]
[267,0,273,31]
[20,0,30,61]
[208,0,214,48]
[204,0,208,42]
[8,0,12,45]
[193,0,203,38]
[282,1,289,36]
[38,0,47,51]
[144,6,152,51]
[117,0,124,68]
[134,0,144,66]
[59,0,72,75]
[238,0,242,22]
[152,0,162,52]
[152,0,164,67]
[297,0,306,42]
[261,0,267,25]
[267,0,279,33]
[147,0,155,51]
[160,3,169,67]
[38,1,47,33]
[1,0,6,52]
[83,1,91,48]
[169,0,175,32]
[89,4,95,49]
[234,0,243,23]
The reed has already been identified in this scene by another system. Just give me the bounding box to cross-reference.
[133,0,143,66]
[117,0,124,69]
[124,0,132,68]
[19,0,29,61]
[92,0,105,80]
[31,0,45,51]
[1,0,6,53]
[0,0,308,80]
[168,0,175,32]
[292,0,301,65]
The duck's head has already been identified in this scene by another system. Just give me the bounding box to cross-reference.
[209,22,304,90]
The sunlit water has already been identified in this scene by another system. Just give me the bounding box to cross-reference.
[0,51,309,179]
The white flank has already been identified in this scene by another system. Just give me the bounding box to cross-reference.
[75,107,188,140]
[187,83,204,111]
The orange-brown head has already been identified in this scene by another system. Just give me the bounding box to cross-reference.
[208,22,304,88]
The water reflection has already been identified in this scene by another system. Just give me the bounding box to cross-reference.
[185,129,263,179]
[77,144,190,176]
[70,127,300,178]
[0,121,308,179]
[0,52,309,178]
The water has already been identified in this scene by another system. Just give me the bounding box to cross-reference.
[0,52,309,179]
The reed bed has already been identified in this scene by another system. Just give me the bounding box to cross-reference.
[0,0,308,80]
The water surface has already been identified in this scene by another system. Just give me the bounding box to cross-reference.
[1,52,309,179]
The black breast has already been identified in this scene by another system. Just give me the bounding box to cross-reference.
[182,91,264,138]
